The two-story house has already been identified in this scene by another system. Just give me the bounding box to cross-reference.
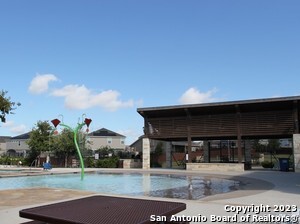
[0,128,126,157]
[87,128,126,151]
[5,132,30,157]
[0,136,11,155]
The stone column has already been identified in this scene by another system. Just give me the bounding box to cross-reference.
[142,138,150,169]
[165,141,172,168]
[244,140,252,162]
[293,134,300,172]
[203,141,210,162]
[244,140,252,170]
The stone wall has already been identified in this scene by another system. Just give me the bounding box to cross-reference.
[121,159,142,169]
[186,163,245,172]
[293,134,300,172]
[142,138,150,169]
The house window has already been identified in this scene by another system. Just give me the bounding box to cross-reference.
[120,139,125,145]
[107,138,112,144]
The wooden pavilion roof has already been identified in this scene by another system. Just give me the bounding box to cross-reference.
[137,96,300,141]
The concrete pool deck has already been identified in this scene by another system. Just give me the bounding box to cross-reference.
[0,167,299,223]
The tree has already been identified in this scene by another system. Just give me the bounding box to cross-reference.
[150,142,164,168]
[26,120,90,167]
[50,129,91,167]
[252,139,266,153]
[0,90,20,122]
[252,139,280,165]
[77,131,92,157]
[267,139,280,154]
[95,146,114,158]
[26,121,53,165]
[51,128,76,167]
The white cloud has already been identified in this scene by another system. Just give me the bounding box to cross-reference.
[10,124,27,134]
[51,84,134,111]
[2,120,14,128]
[2,121,27,135]
[179,87,218,104]
[28,74,58,94]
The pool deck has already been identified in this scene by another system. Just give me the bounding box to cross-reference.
[0,167,300,223]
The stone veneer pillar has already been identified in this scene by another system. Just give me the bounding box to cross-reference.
[244,140,252,170]
[203,141,210,163]
[165,142,172,168]
[244,140,252,162]
[142,138,150,169]
[293,134,300,172]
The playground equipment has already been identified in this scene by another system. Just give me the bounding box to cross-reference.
[51,114,92,180]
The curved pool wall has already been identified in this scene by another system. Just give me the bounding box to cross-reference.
[0,172,239,200]
[0,169,26,172]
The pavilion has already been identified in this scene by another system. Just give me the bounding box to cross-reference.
[137,95,300,172]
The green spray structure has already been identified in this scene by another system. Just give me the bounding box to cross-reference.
[51,115,92,180]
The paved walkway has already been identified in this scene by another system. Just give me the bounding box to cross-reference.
[0,167,299,223]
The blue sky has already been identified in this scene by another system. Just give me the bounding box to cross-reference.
[1,1,299,144]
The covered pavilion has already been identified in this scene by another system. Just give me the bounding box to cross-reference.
[137,96,300,171]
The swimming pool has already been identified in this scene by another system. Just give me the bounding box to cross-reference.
[0,172,239,200]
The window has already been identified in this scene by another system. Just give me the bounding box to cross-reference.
[120,138,125,145]
[107,138,112,144]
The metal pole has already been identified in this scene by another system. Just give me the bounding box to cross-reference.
[74,123,85,180]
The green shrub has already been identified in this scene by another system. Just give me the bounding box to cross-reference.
[261,161,274,168]
[85,157,95,168]
[95,156,119,168]
[0,156,25,165]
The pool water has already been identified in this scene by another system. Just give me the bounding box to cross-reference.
[0,172,239,200]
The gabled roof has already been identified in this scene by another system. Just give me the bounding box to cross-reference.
[129,135,145,147]
[11,132,31,140]
[137,95,300,118]
[0,136,11,143]
[88,128,125,137]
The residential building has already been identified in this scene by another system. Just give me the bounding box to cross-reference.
[0,136,10,155]
[0,128,126,157]
[5,132,30,157]
[87,128,126,151]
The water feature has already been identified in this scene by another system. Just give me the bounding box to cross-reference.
[0,172,239,200]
